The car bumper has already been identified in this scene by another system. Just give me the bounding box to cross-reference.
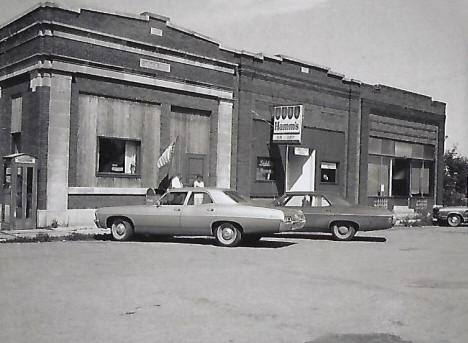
[279,219,306,232]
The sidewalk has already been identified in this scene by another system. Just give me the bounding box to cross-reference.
[0,226,110,243]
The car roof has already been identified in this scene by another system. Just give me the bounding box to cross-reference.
[167,187,230,192]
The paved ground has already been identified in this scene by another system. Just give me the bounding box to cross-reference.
[1,226,468,343]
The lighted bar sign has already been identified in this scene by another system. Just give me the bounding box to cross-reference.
[272,105,303,144]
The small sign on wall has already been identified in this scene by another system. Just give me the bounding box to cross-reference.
[294,147,309,156]
[140,58,171,72]
[272,105,303,144]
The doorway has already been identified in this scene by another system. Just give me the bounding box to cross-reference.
[286,146,316,192]
[1,154,38,230]
[392,158,410,196]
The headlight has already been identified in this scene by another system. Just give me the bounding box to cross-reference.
[284,215,293,223]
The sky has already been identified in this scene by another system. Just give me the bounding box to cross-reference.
[1,0,467,156]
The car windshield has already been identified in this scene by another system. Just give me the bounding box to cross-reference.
[223,190,248,203]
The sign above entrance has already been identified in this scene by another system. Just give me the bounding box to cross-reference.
[272,105,303,144]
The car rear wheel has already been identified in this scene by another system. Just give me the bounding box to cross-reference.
[331,222,356,241]
[214,222,242,247]
[447,214,462,227]
[111,218,134,241]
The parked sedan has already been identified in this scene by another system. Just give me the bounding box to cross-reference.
[274,191,395,241]
[433,205,468,227]
[94,188,305,247]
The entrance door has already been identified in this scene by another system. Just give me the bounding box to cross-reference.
[286,147,316,192]
[185,153,207,187]
[392,158,410,196]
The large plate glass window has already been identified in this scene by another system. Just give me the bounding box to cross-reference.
[97,137,140,175]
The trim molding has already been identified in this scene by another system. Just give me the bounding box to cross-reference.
[0,60,234,100]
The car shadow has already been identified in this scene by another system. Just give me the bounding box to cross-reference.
[267,232,387,243]
[98,234,296,248]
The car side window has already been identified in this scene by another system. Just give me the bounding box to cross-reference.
[159,192,188,205]
[187,192,213,206]
[284,195,306,207]
[311,195,331,207]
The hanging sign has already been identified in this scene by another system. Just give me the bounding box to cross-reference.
[272,105,303,144]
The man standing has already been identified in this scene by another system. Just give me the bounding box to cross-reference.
[171,174,183,188]
[193,175,205,188]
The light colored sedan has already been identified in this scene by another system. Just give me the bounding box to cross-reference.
[94,188,305,247]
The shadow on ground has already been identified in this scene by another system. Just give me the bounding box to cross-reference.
[267,232,387,243]
[306,333,412,343]
[97,234,296,249]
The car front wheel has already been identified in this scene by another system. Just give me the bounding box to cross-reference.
[447,214,462,227]
[111,218,134,241]
[331,222,356,241]
[214,223,242,247]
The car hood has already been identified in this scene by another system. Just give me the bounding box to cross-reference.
[437,206,468,211]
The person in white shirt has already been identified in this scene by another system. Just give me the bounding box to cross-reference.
[170,174,183,188]
[193,175,205,188]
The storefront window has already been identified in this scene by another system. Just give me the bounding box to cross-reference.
[367,156,390,196]
[411,160,431,196]
[256,157,276,181]
[97,137,139,175]
[368,137,435,197]
[320,162,337,183]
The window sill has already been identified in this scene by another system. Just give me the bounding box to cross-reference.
[97,172,141,179]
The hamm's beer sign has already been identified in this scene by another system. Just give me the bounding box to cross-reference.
[272,105,303,144]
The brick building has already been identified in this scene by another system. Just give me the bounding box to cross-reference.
[0,3,445,228]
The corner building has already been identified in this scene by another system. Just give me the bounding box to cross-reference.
[0,3,446,228]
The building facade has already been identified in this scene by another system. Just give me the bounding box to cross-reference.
[0,3,446,228]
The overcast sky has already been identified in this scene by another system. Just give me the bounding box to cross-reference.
[2,0,467,156]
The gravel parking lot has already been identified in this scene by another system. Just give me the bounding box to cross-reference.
[1,226,468,343]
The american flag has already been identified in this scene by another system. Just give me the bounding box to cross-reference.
[157,141,175,168]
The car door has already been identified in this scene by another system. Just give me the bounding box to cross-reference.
[139,191,188,234]
[282,194,332,231]
[180,191,215,235]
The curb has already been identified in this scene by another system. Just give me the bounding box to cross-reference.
[0,228,110,243]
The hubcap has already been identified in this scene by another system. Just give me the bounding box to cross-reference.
[337,226,349,235]
[221,227,235,241]
[115,223,126,236]
[449,216,460,225]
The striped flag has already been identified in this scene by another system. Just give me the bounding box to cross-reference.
[157,141,175,168]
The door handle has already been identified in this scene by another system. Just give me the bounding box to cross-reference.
[174,208,181,212]
[207,208,215,212]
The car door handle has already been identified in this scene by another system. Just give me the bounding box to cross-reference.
[207,208,215,212]
[174,208,181,212]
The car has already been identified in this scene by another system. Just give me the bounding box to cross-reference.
[432,205,468,227]
[273,191,395,241]
[94,188,306,247]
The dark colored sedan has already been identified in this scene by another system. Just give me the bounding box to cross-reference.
[433,206,468,227]
[274,191,395,241]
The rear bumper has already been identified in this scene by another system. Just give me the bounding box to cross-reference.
[279,219,306,232]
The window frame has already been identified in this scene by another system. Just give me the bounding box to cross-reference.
[255,156,277,182]
[96,136,141,178]
[187,191,214,206]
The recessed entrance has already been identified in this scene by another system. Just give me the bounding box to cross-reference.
[285,146,315,192]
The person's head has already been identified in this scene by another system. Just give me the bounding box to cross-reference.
[196,175,203,181]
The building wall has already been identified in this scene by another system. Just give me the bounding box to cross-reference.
[0,3,447,228]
